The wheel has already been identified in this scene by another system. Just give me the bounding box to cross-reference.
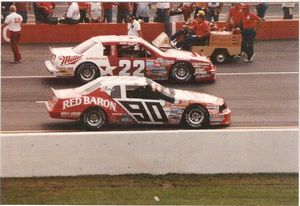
[212,49,228,64]
[83,108,106,130]
[171,62,193,83]
[183,105,209,129]
[76,62,99,84]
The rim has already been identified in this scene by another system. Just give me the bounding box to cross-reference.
[175,66,189,80]
[80,67,95,81]
[216,54,225,63]
[87,111,103,127]
[187,108,205,125]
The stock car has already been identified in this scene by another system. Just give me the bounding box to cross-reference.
[45,76,231,130]
[45,35,216,84]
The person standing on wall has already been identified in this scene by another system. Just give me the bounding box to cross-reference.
[240,4,261,63]
[2,5,23,63]
[155,2,172,36]
[127,15,141,37]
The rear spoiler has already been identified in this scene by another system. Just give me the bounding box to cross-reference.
[49,46,54,54]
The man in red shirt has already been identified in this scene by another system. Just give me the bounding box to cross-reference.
[176,11,210,50]
[103,3,114,23]
[78,2,89,23]
[227,3,242,29]
[240,4,261,63]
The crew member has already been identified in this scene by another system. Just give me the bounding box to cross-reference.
[59,2,80,25]
[240,4,261,63]
[2,5,23,64]
[227,3,242,29]
[127,15,141,37]
[176,11,210,50]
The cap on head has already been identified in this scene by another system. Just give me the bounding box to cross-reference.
[9,5,17,12]
[196,10,205,18]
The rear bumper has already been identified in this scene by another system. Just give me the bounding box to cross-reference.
[45,61,74,77]
[45,101,61,119]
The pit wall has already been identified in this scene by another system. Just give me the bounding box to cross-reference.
[1,20,298,43]
[1,129,298,177]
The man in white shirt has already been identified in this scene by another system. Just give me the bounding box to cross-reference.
[127,15,141,37]
[59,2,80,24]
[2,5,23,63]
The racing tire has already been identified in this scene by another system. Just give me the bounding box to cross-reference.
[82,108,107,131]
[170,61,194,83]
[76,62,100,84]
[183,105,209,129]
[212,49,228,64]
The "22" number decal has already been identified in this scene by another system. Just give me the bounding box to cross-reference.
[119,60,145,76]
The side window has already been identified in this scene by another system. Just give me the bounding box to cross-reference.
[117,44,135,58]
[111,85,121,98]
[103,45,111,56]
[126,85,161,100]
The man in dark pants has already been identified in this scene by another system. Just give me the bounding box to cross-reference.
[155,3,172,36]
[240,4,261,63]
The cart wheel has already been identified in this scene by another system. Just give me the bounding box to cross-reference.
[212,49,228,64]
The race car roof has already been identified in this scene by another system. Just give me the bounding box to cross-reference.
[97,76,148,87]
[91,35,147,44]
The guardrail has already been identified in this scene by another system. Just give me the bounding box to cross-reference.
[1,20,298,43]
[1,129,298,177]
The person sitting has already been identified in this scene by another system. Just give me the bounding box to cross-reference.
[36,2,57,24]
[176,10,210,50]
[170,18,198,47]
[59,2,80,25]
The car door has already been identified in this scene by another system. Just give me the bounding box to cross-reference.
[114,42,150,77]
[113,84,170,124]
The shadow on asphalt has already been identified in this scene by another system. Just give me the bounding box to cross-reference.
[41,120,227,132]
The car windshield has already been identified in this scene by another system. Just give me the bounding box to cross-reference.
[74,79,103,94]
[146,79,175,98]
[72,39,96,54]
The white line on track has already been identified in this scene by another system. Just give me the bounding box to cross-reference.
[36,101,47,104]
[1,72,298,79]
[1,126,298,135]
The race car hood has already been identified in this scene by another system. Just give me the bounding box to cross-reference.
[174,89,223,104]
[51,88,82,99]
[164,49,210,62]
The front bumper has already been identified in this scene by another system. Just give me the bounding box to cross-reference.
[45,101,60,119]
[45,61,74,77]
[209,108,231,126]
[194,65,216,82]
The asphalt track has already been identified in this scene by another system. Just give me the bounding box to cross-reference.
[1,40,298,133]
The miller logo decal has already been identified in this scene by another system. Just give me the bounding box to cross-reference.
[59,55,82,65]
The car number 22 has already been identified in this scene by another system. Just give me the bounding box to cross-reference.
[119,60,145,76]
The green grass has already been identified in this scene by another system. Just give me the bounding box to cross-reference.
[1,173,298,205]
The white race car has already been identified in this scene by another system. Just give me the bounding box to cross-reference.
[45,35,216,84]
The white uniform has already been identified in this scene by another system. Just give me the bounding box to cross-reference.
[4,12,23,32]
[157,3,170,9]
[66,2,80,20]
[127,19,141,37]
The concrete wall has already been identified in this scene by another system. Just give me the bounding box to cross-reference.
[1,129,298,177]
[1,20,299,44]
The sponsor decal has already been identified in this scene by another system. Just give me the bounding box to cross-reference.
[59,55,82,66]
[61,111,81,118]
[63,96,116,111]
[210,114,225,122]
[192,62,210,67]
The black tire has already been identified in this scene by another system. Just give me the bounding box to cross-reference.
[183,105,209,129]
[170,61,194,83]
[82,108,106,131]
[212,49,229,64]
[75,62,100,84]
